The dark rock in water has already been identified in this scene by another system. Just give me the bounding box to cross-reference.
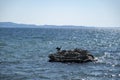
[48,48,96,63]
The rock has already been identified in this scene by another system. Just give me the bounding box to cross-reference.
[48,48,96,63]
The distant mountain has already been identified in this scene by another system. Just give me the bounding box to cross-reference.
[0,22,90,28]
[0,22,40,28]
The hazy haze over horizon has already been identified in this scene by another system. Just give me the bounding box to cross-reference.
[0,0,120,27]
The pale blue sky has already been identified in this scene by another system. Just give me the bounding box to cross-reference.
[0,0,120,27]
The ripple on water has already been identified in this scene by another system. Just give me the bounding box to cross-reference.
[0,41,7,48]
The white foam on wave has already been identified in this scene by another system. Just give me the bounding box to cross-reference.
[95,52,120,68]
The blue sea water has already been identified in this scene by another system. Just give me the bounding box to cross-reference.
[0,27,120,80]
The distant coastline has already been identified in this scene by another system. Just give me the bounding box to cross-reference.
[0,22,119,28]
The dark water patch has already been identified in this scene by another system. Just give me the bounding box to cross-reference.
[0,60,21,65]
[38,75,50,79]
[0,73,35,80]
[0,42,7,49]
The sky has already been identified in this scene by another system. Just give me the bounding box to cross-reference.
[0,0,120,27]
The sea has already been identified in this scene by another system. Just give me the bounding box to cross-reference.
[0,27,120,80]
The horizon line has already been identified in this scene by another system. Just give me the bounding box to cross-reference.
[0,21,120,28]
